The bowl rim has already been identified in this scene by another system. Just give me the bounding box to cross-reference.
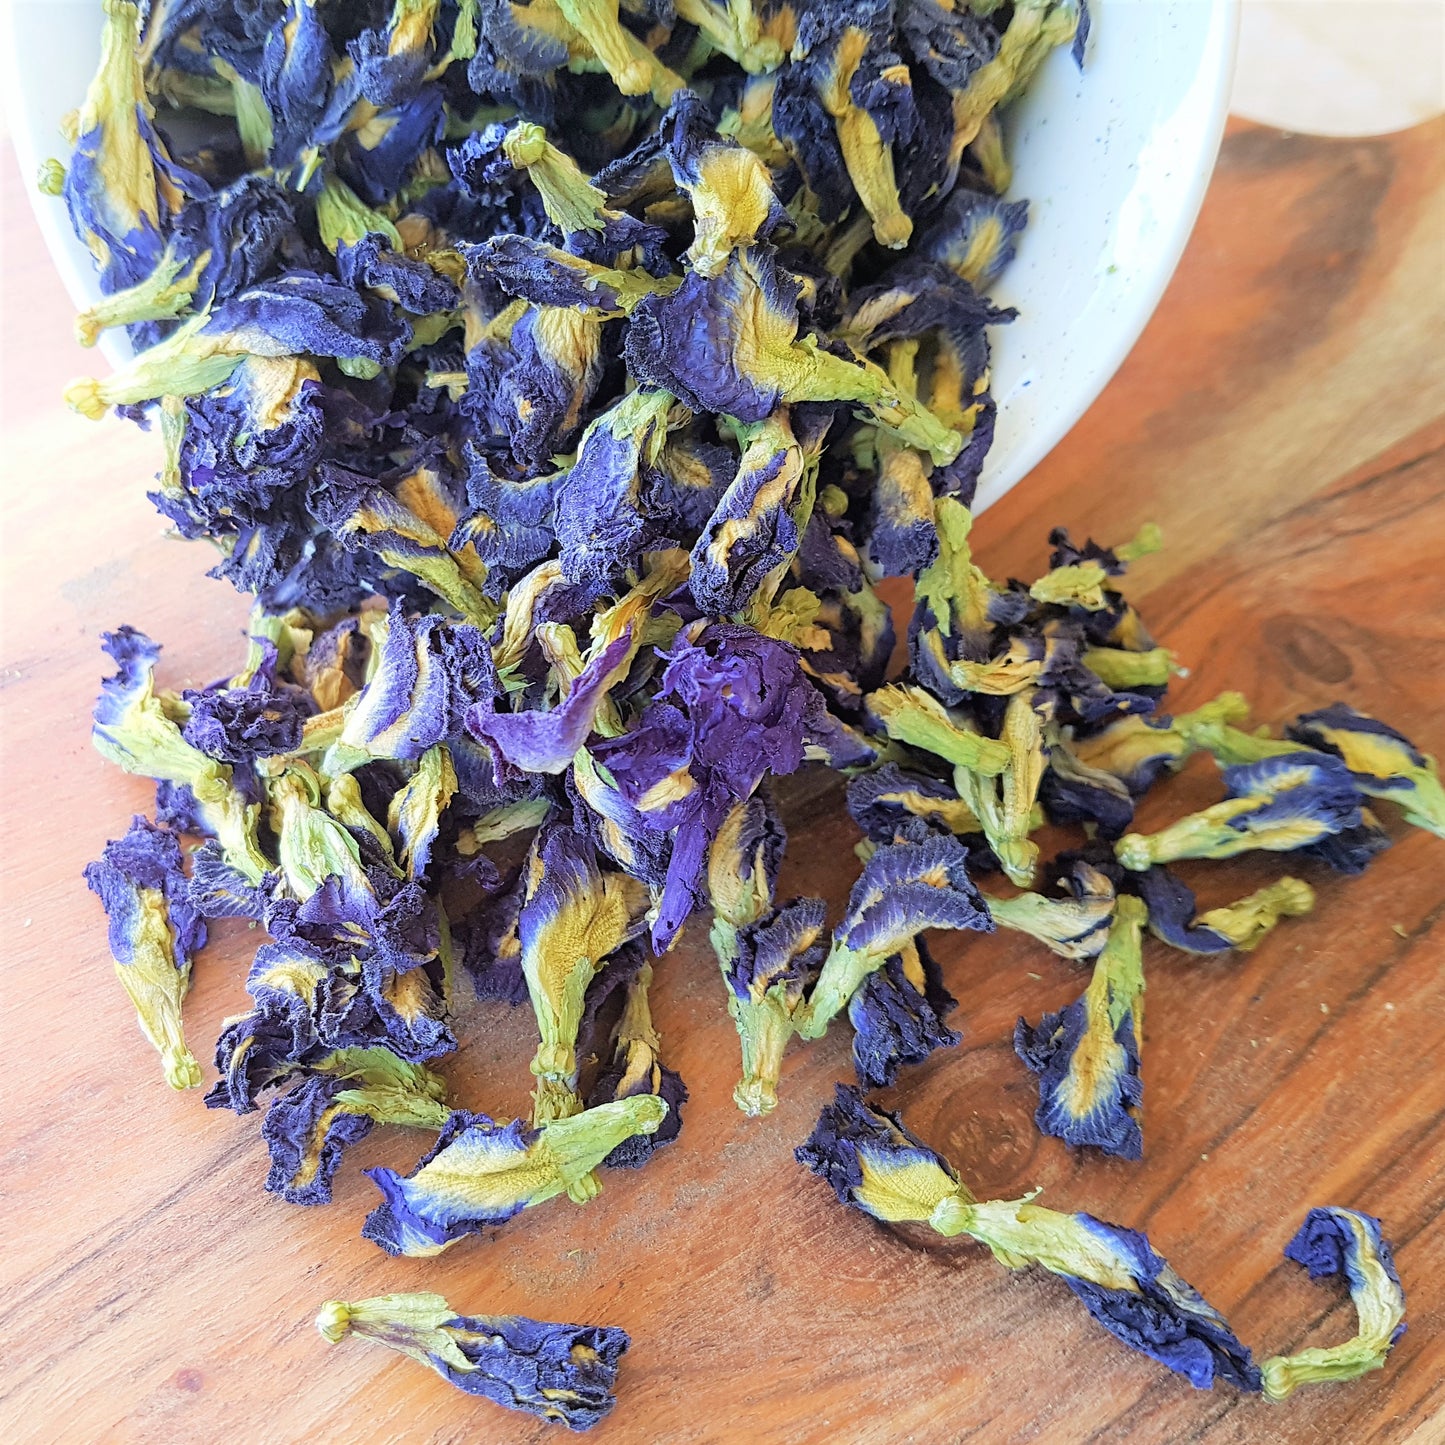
[975,0,1240,509]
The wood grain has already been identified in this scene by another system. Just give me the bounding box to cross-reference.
[2,117,1443,1445]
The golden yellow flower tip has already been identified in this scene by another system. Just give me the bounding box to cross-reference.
[36,158,66,196]
[315,1300,353,1344]
[64,377,109,420]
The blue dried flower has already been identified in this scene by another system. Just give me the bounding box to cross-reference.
[798,1087,1261,1393]
[592,623,849,950]
[84,814,207,1089]
[1260,1206,1407,1400]
[1052,1212,1261,1392]
[847,938,960,1089]
[262,1075,377,1206]
[584,963,688,1167]
[317,1292,629,1431]
[362,1095,668,1256]
[690,410,808,614]
[721,896,828,1115]
[846,763,982,844]
[181,658,313,764]
[1287,702,1445,839]
[515,825,648,1127]
[339,613,497,763]
[1116,753,1368,872]
[796,1083,970,1224]
[1014,895,1146,1159]
[186,840,272,919]
[798,830,992,1038]
[468,634,633,778]
[1134,866,1314,955]
[262,1050,450,1206]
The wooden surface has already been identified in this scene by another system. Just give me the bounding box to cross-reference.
[3,118,1444,1444]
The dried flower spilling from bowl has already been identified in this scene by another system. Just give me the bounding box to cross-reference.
[49,0,1434,1430]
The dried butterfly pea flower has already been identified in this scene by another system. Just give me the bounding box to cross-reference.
[1037,730,1136,838]
[915,188,1031,292]
[92,628,270,883]
[986,857,1116,960]
[592,623,849,950]
[1028,522,1161,612]
[584,962,688,1165]
[65,1,190,298]
[518,826,649,1131]
[316,1291,629,1431]
[847,937,960,1089]
[704,789,794,1109]
[1080,644,1180,693]
[61,4,1436,1423]
[551,387,673,583]
[262,1049,450,1206]
[337,231,463,315]
[334,612,496,765]
[206,945,331,1114]
[186,840,273,919]
[706,790,788,933]
[181,666,313,765]
[985,1207,1262,1393]
[72,245,208,348]
[722,897,829,1115]
[501,306,610,470]
[1155,705,1433,874]
[846,763,983,844]
[1133,867,1315,955]
[485,119,672,274]
[797,1082,975,1226]
[568,746,673,885]
[309,466,494,626]
[796,830,992,1038]
[264,1076,377,1206]
[469,233,675,315]
[1014,895,1146,1159]
[65,268,413,417]
[469,634,634,776]
[658,92,789,275]
[388,744,459,879]
[690,410,811,614]
[1115,754,1369,872]
[205,861,455,1114]
[866,683,1012,776]
[844,263,1012,357]
[547,0,685,100]
[450,456,565,589]
[1070,692,1251,795]
[362,1094,669,1256]
[778,0,922,248]
[455,864,531,1004]
[798,1085,1261,1393]
[673,0,787,71]
[950,688,1047,886]
[270,763,373,901]
[84,815,207,1089]
[626,245,963,461]
[324,772,404,874]
[1260,1208,1407,1401]
[946,0,1087,157]
[908,495,1005,683]
[1286,703,1445,839]
[861,436,940,581]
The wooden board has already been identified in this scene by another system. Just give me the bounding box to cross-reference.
[2,117,1443,1444]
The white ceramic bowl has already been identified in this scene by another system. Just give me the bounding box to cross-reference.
[3,0,1237,509]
